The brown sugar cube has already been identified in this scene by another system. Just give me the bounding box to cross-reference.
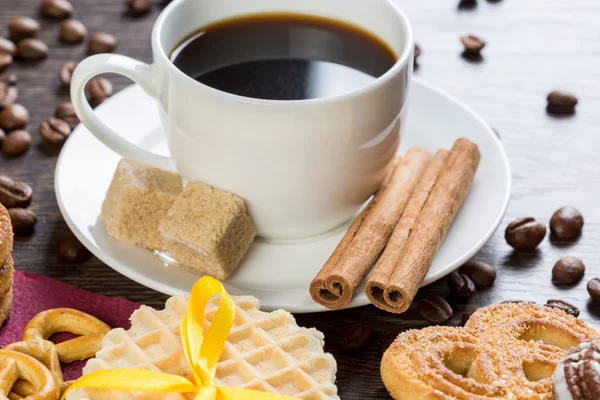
[159,182,256,280]
[101,159,183,251]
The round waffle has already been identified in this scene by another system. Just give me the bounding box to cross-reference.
[381,302,598,400]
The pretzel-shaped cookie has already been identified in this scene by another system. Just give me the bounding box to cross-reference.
[381,302,598,400]
[23,308,111,363]
[0,349,60,400]
[3,308,110,398]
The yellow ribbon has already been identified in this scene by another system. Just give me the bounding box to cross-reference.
[62,277,299,400]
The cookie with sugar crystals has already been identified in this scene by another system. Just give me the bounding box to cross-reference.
[68,294,339,400]
[0,204,13,269]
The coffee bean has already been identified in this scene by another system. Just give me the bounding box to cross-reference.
[57,234,91,263]
[587,278,600,302]
[447,271,476,298]
[378,331,400,355]
[461,309,479,325]
[338,324,373,351]
[8,17,40,41]
[2,130,30,156]
[0,104,29,131]
[461,34,485,54]
[0,74,17,86]
[552,256,585,286]
[59,19,87,44]
[55,102,79,129]
[550,206,583,240]
[17,39,48,60]
[0,85,18,109]
[414,43,421,65]
[8,208,37,234]
[0,37,17,55]
[88,32,117,55]
[505,217,547,251]
[58,60,78,87]
[0,53,12,72]
[87,77,113,100]
[459,0,477,8]
[40,0,74,19]
[91,96,107,109]
[419,295,453,325]
[544,299,579,317]
[547,91,578,115]
[127,0,153,15]
[459,261,496,288]
[0,176,32,208]
[39,117,71,144]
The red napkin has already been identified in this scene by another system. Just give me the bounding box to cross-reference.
[0,271,142,380]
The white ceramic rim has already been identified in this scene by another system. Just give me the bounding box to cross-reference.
[54,78,511,312]
[151,0,414,107]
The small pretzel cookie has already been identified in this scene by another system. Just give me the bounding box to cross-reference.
[381,302,598,400]
[0,349,60,400]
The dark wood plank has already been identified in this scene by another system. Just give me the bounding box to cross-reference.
[1,0,600,398]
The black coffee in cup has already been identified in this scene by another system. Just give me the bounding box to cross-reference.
[170,13,397,101]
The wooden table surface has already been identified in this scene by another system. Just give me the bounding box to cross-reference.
[2,0,600,398]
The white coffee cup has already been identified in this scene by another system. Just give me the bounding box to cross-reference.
[70,0,414,240]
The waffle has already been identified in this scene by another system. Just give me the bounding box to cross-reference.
[68,295,339,400]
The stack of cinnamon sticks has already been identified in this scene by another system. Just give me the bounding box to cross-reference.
[309,138,480,313]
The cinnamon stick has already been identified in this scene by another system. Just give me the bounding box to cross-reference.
[365,149,450,312]
[368,138,480,313]
[309,148,432,309]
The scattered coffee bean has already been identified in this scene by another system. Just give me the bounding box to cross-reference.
[0,73,17,86]
[414,44,421,65]
[55,102,79,129]
[419,295,453,325]
[505,217,546,251]
[378,331,400,355]
[58,60,78,87]
[547,90,578,115]
[587,278,600,302]
[0,104,30,131]
[0,85,18,109]
[0,37,17,55]
[2,130,31,156]
[8,17,41,41]
[8,208,37,234]
[552,256,585,286]
[41,0,74,19]
[39,117,71,144]
[447,271,476,298]
[461,34,485,54]
[550,206,583,240]
[0,175,33,208]
[17,38,48,60]
[0,53,12,72]
[544,299,579,317]
[458,0,477,8]
[459,261,496,288]
[57,234,91,263]
[127,0,153,15]
[88,32,117,55]
[461,309,479,325]
[338,324,373,351]
[91,96,107,109]
[87,77,113,100]
[59,19,87,44]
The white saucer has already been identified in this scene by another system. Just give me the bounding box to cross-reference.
[55,79,511,313]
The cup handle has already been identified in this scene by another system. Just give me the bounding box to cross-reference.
[70,54,177,172]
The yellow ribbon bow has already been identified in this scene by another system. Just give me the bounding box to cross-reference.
[62,277,299,400]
